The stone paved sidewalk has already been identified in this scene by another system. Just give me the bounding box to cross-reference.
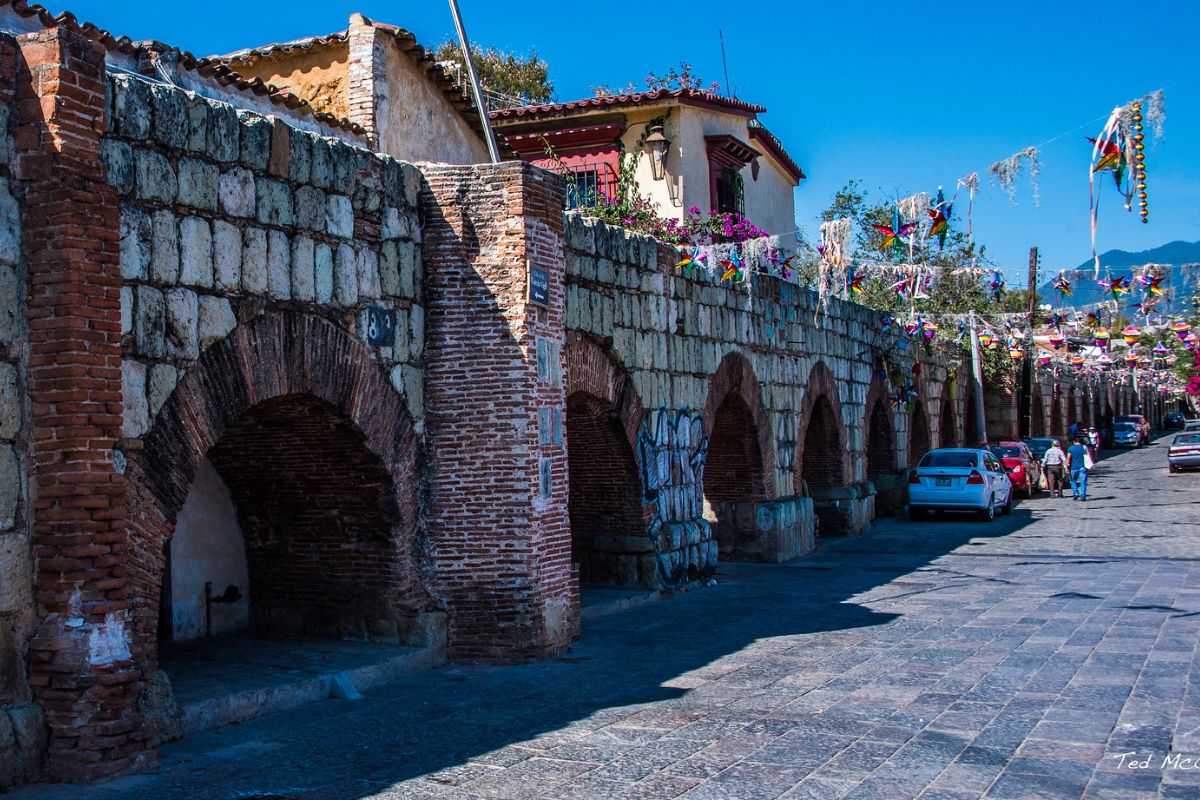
[15,437,1200,800]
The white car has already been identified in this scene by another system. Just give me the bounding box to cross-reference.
[906,448,1014,521]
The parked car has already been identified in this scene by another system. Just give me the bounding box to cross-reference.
[1184,419,1200,433]
[1114,414,1150,445]
[907,448,1013,521]
[1023,437,1056,462]
[1165,412,1187,430]
[1112,421,1141,448]
[989,442,1042,498]
[1168,433,1200,473]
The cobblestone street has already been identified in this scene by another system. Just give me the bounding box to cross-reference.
[17,437,1200,800]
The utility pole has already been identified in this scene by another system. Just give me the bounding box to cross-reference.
[970,309,988,445]
[448,0,501,164]
[1018,247,1038,438]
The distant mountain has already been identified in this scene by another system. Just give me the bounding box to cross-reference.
[1038,240,1200,315]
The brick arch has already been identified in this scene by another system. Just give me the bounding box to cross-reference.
[1050,391,1064,436]
[939,383,960,448]
[564,336,645,457]
[125,311,424,671]
[702,351,775,500]
[862,372,897,480]
[563,338,652,586]
[1030,386,1046,437]
[908,400,932,468]
[795,360,849,492]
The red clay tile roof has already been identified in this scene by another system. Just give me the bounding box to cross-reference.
[0,0,367,136]
[217,32,349,63]
[489,89,767,123]
[748,123,805,183]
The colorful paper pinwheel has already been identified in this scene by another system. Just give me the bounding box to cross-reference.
[1099,275,1130,302]
[675,247,706,277]
[847,270,865,296]
[927,188,952,248]
[777,255,794,281]
[988,270,1006,300]
[1088,135,1127,188]
[873,208,917,253]
[1139,274,1166,297]
[720,250,744,283]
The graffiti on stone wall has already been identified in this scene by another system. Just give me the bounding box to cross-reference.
[637,408,717,583]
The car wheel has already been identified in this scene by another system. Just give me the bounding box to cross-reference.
[1169,464,1178,474]
[978,495,995,522]
[907,504,924,521]
[1002,492,1014,515]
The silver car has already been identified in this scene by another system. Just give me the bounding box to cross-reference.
[1112,422,1141,448]
[907,448,1014,521]
[1168,433,1200,473]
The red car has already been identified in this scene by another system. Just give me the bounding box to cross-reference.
[988,442,1042,498]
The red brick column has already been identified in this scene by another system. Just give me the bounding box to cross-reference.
[15,28,150,780]
[421,162,577,661]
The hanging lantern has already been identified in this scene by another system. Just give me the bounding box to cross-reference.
[1172,321,1192,341]
[1096,353,1113,371]
[1048,328,1065,348]
[1187,332,1200,350]
[1166,353,1179,365]
[1122,326,1141,346]
[1153,342,1169,357]
[1009,345,1025,361]
[977,328,995,349]
[1094,328,1110,349]
[922,321,938,341]
[1125,350,1139,364]
[1037,353,1051,367]
[1071,354,1086,370]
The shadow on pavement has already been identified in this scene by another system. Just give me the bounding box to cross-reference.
[23,446,1167,800]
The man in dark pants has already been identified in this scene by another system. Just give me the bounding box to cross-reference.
[1066,437,1090,501]
[1041,439,1067,498]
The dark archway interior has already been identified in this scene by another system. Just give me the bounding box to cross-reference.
[705,392,766,560]
[908,404,931,468]
[965,392,981,446]
[802,395,845,488]
[165,394,405,642]
[1050,396,1063,436]
[705,393,765,504]
[566,392,646,586]
[1031,394,1046,437]
[865,400,895,480]
[940,397,957,448]
[1067,391,1078,427]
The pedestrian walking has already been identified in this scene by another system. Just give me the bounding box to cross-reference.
[1066,437,1091,501]
[1041,439,1067,498]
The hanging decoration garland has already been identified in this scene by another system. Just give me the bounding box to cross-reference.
[1088,89,1166,276]
[988,146,1040,205]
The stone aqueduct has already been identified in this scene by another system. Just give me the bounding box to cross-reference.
[0,27,1158,783]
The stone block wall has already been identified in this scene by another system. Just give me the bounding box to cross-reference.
[103,72,426,440]
[562,214,958,573]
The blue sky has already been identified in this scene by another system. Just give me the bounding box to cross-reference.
[57,0,1200,285]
